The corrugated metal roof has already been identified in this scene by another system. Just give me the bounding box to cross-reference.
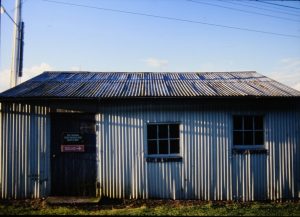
[1,71,300,99]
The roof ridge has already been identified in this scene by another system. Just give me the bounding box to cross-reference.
[42,71,258,74]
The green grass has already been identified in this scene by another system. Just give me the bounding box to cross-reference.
[0,199,299,216]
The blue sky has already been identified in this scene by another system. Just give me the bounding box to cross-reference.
[1,0,300,92]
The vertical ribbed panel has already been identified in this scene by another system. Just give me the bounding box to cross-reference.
[0,103,50,199]
[147,162,182,199]
[97,103,227,200]
[0,101,299,201]
[97,104,147,199]
[232,153,268,201]
[97,102,299,201]
[266,111,300,200]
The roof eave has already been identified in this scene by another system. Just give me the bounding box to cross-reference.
[0,95,300,103]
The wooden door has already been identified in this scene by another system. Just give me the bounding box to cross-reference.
[51,112,96,196]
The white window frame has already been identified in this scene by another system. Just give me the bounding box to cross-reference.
[146,122,181,157]
[232,115,265,150]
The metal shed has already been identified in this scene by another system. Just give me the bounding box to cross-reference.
[0,71,299,201]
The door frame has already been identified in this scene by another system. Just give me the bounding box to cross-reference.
[50,111,97,196]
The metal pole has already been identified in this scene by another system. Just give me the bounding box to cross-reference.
[10,0,22,88]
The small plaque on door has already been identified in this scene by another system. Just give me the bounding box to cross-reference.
[61,144,85,152]
[61,132,85,152]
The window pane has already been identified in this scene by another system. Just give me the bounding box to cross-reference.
[244,131,254,145]
[158,125,168,139]
[147,125,157,139]
[148,140,157,155]
[233,131,243,145]
[169,124,179,138]
[233,116,243,130]
[255,131,264,145]
[159,140,168,154]
[170,139,180,154]
[244,116,253,130]
[254,116,263,130]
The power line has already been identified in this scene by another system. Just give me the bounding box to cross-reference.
[256,0,300,10]
[0,5,18,26]
[41,0,300,39]
[218,0,300,17]
[187,0,299,22]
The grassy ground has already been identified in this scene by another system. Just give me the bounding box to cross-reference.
[0,198,299,216]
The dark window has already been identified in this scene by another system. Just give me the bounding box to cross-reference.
[147,123,180,155]
[244,116,253,130]
[158,125,168,139]
[169,124,179,138]
[233,131,243,145]
[148,140,157,155]
[233,116,243,130]
[255,131,264,144]
[244,131,253,145]
[159,140,168,154]
[147,125,157,139]
[254,116,263,130]
[170,139,180,154]
[233,115,264,146]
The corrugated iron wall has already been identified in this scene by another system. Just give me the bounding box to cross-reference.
[232,153,268,201]
[97,102,300,201]
[266,111,300,200]
[0,103,51,199]
[0,101,299,201]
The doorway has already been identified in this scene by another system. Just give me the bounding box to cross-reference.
[50,112,96,196]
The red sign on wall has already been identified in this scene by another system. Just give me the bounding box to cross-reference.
[61,145,85,152]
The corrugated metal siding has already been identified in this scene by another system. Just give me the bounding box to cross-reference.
[0,101,299,201]
[0,103,51,199]
[266,111,300,200]
[232,153,268,201]
[1,71,300,98]
[97,103,232,200]
[147,162,182,199]
[97,102,300,201]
